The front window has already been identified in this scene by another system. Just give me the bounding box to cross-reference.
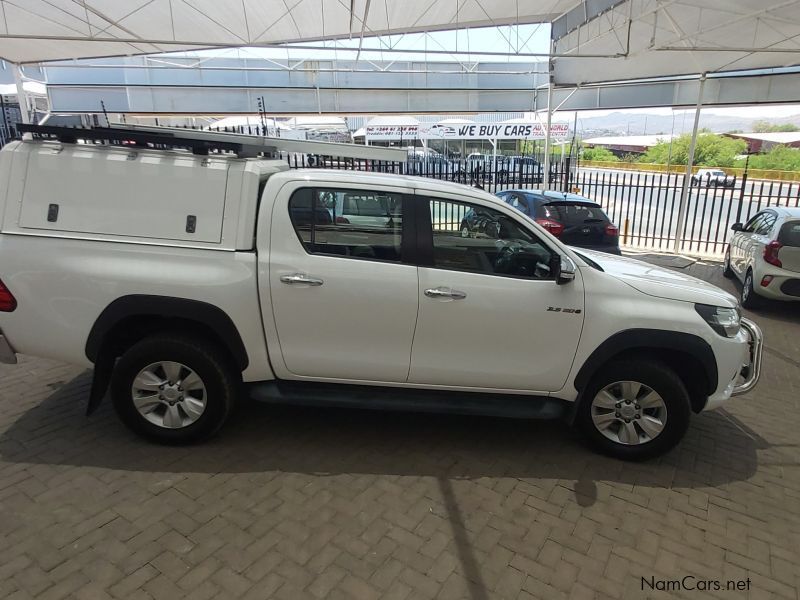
[429,198,555,280]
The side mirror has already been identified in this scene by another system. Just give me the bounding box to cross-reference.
[551,254,576,285]
[731,223,743,232]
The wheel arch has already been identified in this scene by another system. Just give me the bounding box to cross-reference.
[573,329,718,414]
[86,295,249,370]
[84,295,248,416]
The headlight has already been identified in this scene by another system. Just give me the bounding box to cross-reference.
[695,304,741,337]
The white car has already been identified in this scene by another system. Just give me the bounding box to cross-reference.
[0,124,762,460]
[725,206,800,307]
[691,169,735,188]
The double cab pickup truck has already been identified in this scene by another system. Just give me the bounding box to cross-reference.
[0,125,762,460]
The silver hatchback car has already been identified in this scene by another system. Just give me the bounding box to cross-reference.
[725,206,800,307]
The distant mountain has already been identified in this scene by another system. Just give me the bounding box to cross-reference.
[575,111,800,137]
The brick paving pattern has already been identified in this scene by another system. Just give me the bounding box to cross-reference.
[0,256,798,599]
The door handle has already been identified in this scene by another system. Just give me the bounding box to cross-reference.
[280,273,324,286]
[424,287,467,300]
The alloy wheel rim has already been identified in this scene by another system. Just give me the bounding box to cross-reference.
[131,361,207,429]
[743,274,751,301]
[590,380,667,445]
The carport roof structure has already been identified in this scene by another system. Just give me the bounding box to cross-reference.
[0,0,797,85]
[0,0,573,64]
[552,0,800,84]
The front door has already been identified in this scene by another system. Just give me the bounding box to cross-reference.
[267,183,418,383]
[409,195,585,392]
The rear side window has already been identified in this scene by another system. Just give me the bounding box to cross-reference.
[754,211,777,236]
[541,203,609,225]
[779,221,800,247]
[288,188,404,262]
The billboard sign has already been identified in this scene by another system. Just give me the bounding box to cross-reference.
[365,122,569,141]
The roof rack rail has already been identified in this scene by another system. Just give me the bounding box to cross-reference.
[17,123,407,162]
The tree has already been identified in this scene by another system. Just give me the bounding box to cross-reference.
[752,120,800,133]
[737,145,800,171]
[580,146,619,162]
[640,133,746,167]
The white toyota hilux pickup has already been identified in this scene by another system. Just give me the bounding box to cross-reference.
[0,125,762,460]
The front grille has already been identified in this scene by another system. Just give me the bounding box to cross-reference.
[779,278,800,297]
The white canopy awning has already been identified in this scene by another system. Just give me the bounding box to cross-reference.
[0,0,572,64]
[553,0,800,84]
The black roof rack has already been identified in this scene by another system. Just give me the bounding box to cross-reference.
[16,122,408,162]
[17,123,256,157]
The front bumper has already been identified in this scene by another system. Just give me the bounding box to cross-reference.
[0,330,17,364]
[731,318,762,396]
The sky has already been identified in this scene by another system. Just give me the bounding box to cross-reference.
[555,106,800,119]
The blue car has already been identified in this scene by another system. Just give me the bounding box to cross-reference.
[496,189,621,254]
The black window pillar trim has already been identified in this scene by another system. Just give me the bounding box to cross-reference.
[413,194,435,267]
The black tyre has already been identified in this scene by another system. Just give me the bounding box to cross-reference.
[740,269,761,309]
[110,334,238,444]
[576,359,691,461]
[722,246,735,278]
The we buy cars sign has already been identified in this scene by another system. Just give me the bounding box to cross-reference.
[365,122,569,141]
[421,122,569,140]
[367,121,569,140]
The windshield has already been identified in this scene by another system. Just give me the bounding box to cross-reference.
[571,250,604,271]
[779,221,800,247]
[541,202,609,225]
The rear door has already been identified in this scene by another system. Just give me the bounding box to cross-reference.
[732,212,763,274]
[777,219,800,272]
[266,183,418,383]
[542,201,609,247]
[743,210,778,270]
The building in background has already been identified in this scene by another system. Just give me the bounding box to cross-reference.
[726,132,800,153]
[582,135,676,157]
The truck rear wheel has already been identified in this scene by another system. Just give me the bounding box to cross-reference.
[110,334,237,444]
[576,359,691,461]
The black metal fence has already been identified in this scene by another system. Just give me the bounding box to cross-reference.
[2,120,797,258]
[285,152,800,258]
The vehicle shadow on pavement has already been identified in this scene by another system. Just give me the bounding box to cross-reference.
[0,371,767,507]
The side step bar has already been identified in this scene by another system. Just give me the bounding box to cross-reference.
[247,381,569,420]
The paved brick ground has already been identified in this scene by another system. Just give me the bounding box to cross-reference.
[0,257,799,599]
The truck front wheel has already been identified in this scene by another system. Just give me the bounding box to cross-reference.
[110,334,237,444]
[576,359,691,460]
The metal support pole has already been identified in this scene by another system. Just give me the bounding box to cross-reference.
[12,64,31,124]
[543,82,553,191]
[672,75,706,254]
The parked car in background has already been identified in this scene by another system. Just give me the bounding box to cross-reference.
[406,152,459,177]
[496,190,621,254]
[466,153,492,173]
[725,207,800,307]
[499,156,543,183]
[691,169,735,188]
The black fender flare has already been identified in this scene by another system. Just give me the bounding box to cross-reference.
[572,329,718,396]
[85,295,249,415]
